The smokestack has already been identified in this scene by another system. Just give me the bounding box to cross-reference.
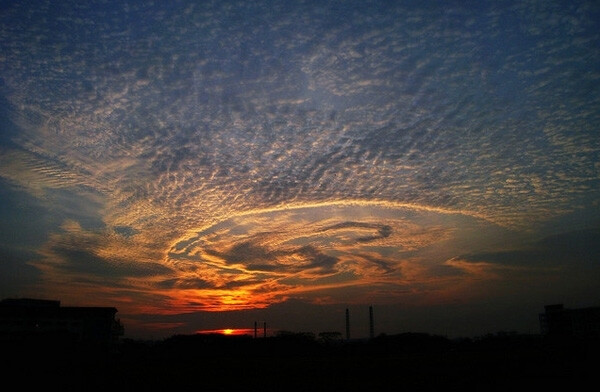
[254,321,257,339]
[263,321,267,338]
[345,308,350,340]
[369,306,374,339]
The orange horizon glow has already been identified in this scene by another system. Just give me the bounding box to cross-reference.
[195,328,256,336]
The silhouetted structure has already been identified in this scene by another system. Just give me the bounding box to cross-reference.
[318,331,343,344]
[345,308,350,340]
[263,321,267,338]
[0,298,123,348]
[5,328,597,390]
[369,305,374,339]
[539,304,600,338]
[254,321,257,338]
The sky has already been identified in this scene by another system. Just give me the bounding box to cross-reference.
[1,0,599,340]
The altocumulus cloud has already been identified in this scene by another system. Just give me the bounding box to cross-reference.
[0,0,598,337]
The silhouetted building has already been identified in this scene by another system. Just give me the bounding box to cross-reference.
[539,304,600,338]
[0,298,123,348]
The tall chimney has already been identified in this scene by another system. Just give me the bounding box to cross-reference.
[263,321,267,338]
[254,321,257,339]
[345,308,350,341]
[369,306,374,339]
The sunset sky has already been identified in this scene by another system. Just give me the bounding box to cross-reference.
[1,0,599,340]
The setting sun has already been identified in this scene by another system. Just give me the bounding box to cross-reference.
[195,328,255,336]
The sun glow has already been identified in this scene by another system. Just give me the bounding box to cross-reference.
[196,328,255,336]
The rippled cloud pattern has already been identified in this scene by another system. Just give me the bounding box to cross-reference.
[1,0,598,338]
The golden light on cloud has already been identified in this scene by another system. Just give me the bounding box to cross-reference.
[155,201,499,314]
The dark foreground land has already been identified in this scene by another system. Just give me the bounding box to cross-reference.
[3,332,598,391]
